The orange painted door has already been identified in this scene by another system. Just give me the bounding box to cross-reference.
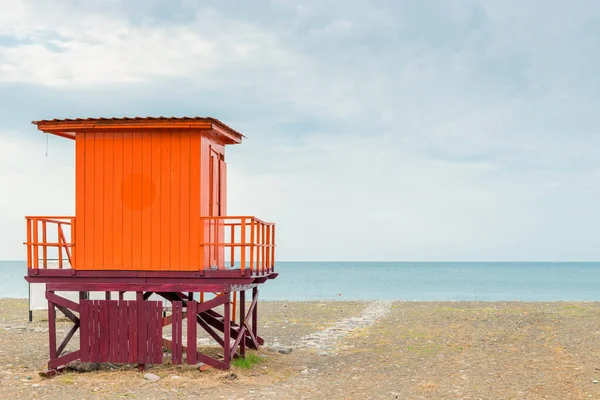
[209,147,225,268]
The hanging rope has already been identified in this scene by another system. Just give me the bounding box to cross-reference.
[45,133,49,157]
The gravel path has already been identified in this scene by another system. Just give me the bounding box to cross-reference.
[299,300,393,354]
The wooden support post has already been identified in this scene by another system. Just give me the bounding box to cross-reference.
[187,300,197,365]
[136,291,145,371]
[224,292,231,364]
[172,301,183,364]
[232,291,237,322]
[48,291,57,362]
[239,290,246,358]
[252,287,258,342]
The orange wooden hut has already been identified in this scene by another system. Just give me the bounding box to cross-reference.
[24,117,277,374]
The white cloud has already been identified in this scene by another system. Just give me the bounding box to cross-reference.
[0,3,302,87]
[0,0,599,260]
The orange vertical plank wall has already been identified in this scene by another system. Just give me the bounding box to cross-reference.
[121,131,133,270]
[75,129,205,271]
[112,132,124,270]
[159,130,171,270]
[75,132,87,269]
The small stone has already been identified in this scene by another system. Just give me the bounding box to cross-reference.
[170,375,182,380]
[266,345,292,354]
[301,370,309,375]
[92,387,99,392]
[220,372,237,380]
[181,362,205,371]
[144,373,160,382]
[32,384,40,388]
[25,376,32,380]
[318,352,329,356]
[593,380,598,384]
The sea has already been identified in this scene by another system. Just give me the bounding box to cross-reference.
[2,261,600,301]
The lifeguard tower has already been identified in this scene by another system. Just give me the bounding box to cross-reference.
[24,117,277,375]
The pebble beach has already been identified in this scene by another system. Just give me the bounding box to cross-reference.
[3,298,600,399]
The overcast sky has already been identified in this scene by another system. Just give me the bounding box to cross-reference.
[1,0,599,261]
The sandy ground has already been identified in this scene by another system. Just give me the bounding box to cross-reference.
[3,299,600,399]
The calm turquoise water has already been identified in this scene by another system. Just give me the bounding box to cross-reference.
[2,261,600,301]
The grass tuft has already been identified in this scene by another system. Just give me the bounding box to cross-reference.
[231,353,262,369]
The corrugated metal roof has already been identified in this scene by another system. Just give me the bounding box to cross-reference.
[32,116,245,138]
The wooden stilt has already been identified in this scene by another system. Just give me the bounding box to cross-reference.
[252,287,258,343]
[47,292,57,362]
[240,290,246,358]
[224,291,231,364]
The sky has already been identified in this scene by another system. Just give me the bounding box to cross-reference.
[1,0,600,261]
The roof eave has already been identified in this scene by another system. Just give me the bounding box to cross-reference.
[212,122,244,145]
[32,120,245,144]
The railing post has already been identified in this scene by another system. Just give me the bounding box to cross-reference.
[214,217,219,269]
[271,224,275,272]
[241,219,246,273]
[265,225,270,274]
[260,224,267,274]
[42,221,47,268]
[249,219,255,274]
[268,224,275,272]
[230,223,235,268]
[26,218,32,269]
[256,222,260,274]
[33,219,39,269]
[58,224,63,269]
[71,217,76,269]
